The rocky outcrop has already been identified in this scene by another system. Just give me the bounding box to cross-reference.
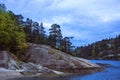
[19,62,52,75]
[0,43,103,79]
[0,51,54,78]
[24,43,102,72]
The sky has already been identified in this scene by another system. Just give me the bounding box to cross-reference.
[0,0,120,46]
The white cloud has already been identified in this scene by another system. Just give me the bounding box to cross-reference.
[3,0,120,24]
[41,15,73,28]
[100,16,111,22]
[52,0,120,23]
[50,16,72,24]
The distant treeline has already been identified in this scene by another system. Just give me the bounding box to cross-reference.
[75,36,120,60]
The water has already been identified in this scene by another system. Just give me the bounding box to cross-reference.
[71,60,120,80]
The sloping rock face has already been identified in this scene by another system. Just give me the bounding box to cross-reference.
[0,51,52,76]
[25,43,101,71]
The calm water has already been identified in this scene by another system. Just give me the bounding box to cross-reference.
[71,60,120,80]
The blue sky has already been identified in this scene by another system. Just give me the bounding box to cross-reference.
[1,0,120,46]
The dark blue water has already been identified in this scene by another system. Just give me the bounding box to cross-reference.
[71,60,120,80]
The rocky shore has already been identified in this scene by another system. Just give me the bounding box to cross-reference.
[0,67,103,80]
[0,43,103,80]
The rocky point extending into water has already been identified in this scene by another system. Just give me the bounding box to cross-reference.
[0,43,103,80]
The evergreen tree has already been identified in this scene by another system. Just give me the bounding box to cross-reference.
[23,18,33,42]
[61,37,74,54]
[37,22,46,44]
[48,24,62,49]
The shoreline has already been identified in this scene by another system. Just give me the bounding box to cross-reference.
[5,67,104,80]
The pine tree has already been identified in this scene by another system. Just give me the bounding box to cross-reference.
[49,24,62,49]
[61,37,74,54]
[23,18,33,42]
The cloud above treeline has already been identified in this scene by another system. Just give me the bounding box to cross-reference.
[1,0,120,46]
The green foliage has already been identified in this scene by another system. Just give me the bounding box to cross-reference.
[10,27,27,55]
[0,10,14,50]
[0,9,27,56]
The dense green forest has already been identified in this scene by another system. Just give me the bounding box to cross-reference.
[75,36,120,60]
[0,4,27,57]
[0,4,75,57]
